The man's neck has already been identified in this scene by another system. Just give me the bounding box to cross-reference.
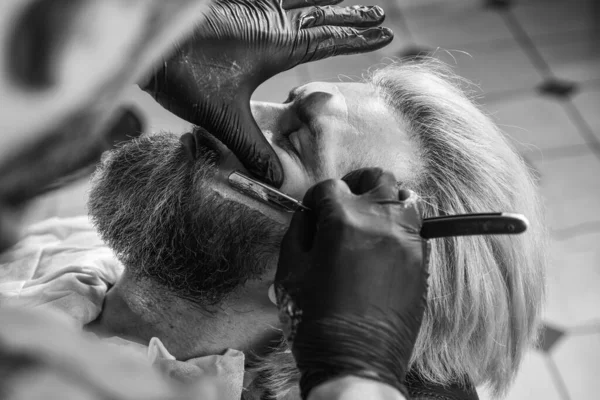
[85,271,282,361]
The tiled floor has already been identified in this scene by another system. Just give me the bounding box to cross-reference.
[21,0,600,399]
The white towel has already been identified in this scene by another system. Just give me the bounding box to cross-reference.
[0,216,246,400]
[0,216,123,326]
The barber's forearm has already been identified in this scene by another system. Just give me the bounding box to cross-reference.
[308,376,408,400]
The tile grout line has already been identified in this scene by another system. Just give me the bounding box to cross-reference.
[525,144,594,162]
[500,6,600,165]
[561,99,600,157]
[500,9,555,79]
[568,324,600,336]
[544,355,573,400]
[551,221,600,241]
[480,86,543,103]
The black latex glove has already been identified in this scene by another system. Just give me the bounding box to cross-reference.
[275,168,431,399]
[142,0,393,187]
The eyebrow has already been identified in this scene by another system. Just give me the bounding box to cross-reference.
[285,85,303,103]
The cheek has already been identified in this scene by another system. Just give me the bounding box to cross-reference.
[334,134,376,177]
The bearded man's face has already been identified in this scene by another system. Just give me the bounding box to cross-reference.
[88,132,285,306]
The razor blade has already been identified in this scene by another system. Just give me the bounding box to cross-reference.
[228,170,529,239]
[228,170,309,213]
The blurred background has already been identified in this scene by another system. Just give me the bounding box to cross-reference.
[22,0,600,399]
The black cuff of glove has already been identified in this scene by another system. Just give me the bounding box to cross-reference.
[292,314,417,400]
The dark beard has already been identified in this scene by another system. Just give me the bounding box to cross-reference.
[88,132,285,307]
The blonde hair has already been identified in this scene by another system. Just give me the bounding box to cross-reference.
[368,59,547,398]
[247,59,548,400]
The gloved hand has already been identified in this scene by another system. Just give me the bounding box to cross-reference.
[142,0,393,187]
[274,168,431,400]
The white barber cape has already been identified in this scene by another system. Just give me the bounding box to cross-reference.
[0,216,246,400]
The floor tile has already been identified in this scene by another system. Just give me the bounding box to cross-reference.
[538,324,568,353]
[477,350,562,400]
[572,88,600,141]
[544,232,600,328]
[552,333,600,400]
[512,0,596,39]
[536,30,600,84]
[483,94,587,157]
[531,151,600,232]
[403,6,513,49]
[252,67,306,103]
[537,78,579,99]
[123,86,194,135]
[432,40,544,96]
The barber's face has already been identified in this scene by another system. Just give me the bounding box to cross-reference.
[187,81,415,225]
[250,82,411,199]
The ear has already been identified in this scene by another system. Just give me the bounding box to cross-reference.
[0,0,212,249]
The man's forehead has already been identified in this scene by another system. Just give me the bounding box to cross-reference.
[304,82,391,132]
[291,81,375,97]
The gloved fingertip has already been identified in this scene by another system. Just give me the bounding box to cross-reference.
[303,179,351,211]
[336,27,391,54]
[358,26,391,41]
[371,6,385,19]
[342,167,386,195]
[380,27,393,40]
